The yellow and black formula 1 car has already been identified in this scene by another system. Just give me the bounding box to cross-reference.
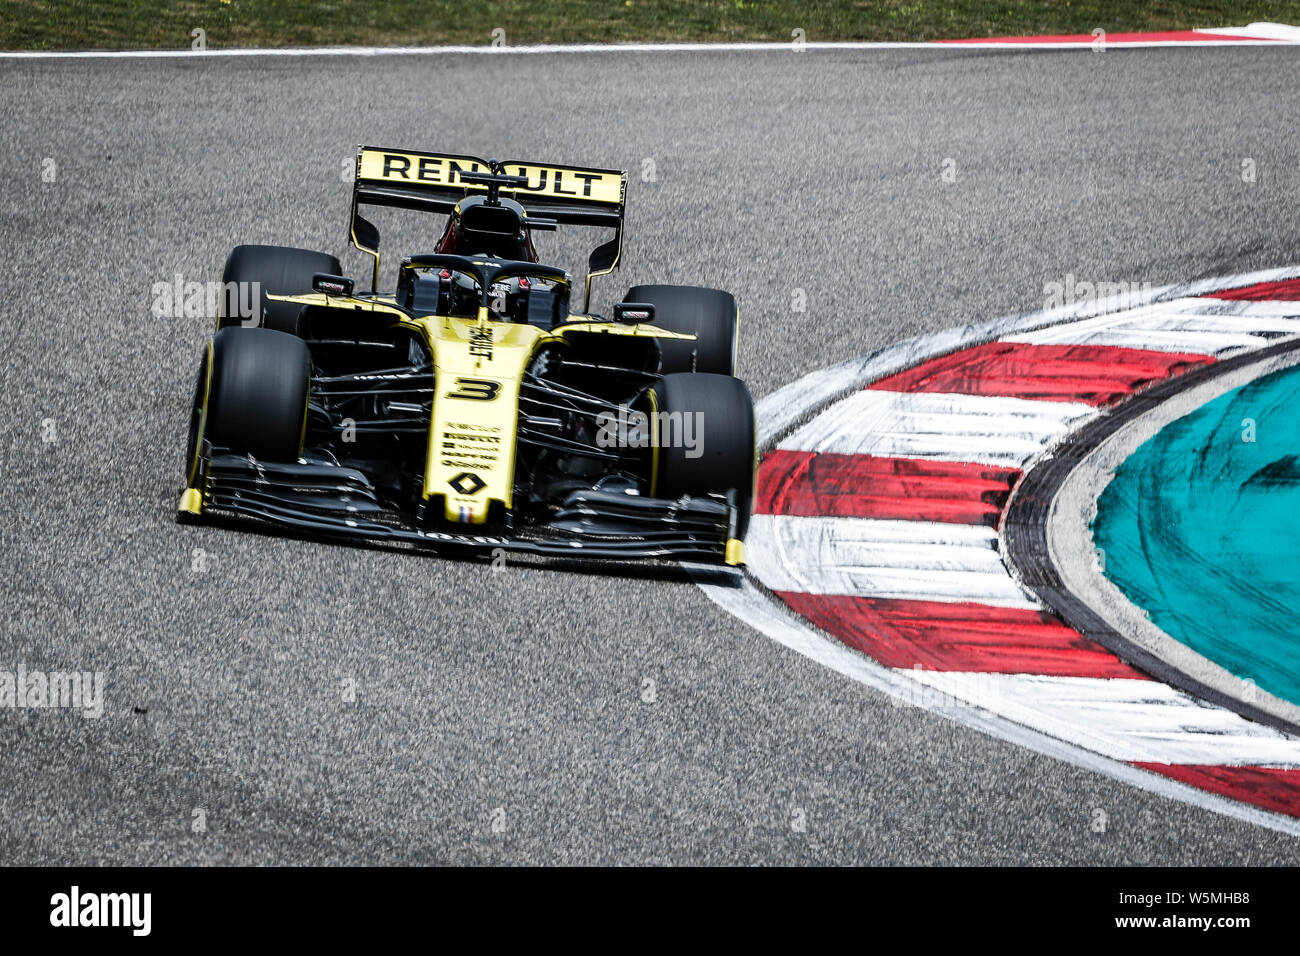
[179,146,753,565]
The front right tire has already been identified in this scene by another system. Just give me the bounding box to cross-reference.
[651,372,755,537]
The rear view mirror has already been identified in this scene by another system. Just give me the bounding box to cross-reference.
[312,273,355,296]
[613,302,655,325]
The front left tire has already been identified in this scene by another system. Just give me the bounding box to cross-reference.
[186,327,311,481]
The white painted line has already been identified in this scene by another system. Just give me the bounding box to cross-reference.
[747,514,1043,609]
[909,671,1300,765]
[1,36,1297,60]
[1139,313,1300,334]
[1110,298,1300,323]
[777,389,1094,467]
[0,42,928,59]
[1020,328,1271,353]
[1188,298,1300,317]
[1005,307,1300,354]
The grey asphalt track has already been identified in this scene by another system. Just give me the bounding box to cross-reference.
[2,46,1299,864]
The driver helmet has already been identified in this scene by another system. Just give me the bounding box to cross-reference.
[435,195,539,262]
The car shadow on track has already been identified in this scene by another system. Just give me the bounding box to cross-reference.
[177,510,744,587]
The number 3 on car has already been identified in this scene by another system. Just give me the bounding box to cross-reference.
[446,378,501,401]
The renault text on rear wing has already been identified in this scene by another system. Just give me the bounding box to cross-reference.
[349,145,627,307]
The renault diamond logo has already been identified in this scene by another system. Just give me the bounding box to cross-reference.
[448,471,487,495]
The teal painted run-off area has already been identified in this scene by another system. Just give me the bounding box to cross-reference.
[1093,362,1300,706]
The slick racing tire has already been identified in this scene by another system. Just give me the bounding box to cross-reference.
[218,244,342,334]
[651,372,755,538]
[190,327,311,468]
[623,284,739,376]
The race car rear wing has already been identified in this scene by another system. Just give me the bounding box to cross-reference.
[350,145,627,310]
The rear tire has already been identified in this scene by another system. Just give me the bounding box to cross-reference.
[201,327,311,463]
[652,372,755,537]
[623,284,739,375]
[219,244,341,334]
